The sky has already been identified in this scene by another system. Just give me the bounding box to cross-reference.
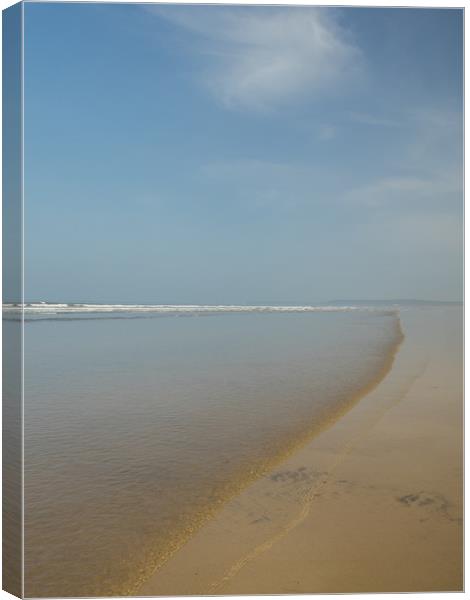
[23,3,463,304]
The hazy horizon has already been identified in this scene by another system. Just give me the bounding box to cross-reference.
[14,297,463,306]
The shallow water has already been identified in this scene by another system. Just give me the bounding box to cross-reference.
[22,310,402,597]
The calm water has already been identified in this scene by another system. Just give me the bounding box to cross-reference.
[21,310,402,597]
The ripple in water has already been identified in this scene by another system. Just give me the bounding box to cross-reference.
[21,310,402,596]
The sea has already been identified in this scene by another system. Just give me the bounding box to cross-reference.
[4,303,406,596]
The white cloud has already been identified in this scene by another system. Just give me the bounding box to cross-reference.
[151,7,362,111]
[199,158,300,180]
[197,158,317,211]
[347,111,401,128]
[405,108,463,171]
[344,172,462,210]
[317,124,336,141]
[343,108,462,211]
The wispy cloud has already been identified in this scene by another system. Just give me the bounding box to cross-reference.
[405,107,463,170]
[197,158,317,211]
[150,7,362,111]
[344,171,462,210]
[344,105,462,211]
[347,111,401,128]
[317,124,337,141]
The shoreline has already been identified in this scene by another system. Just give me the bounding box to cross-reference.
[138,306,462,595]
[125,313,406,595]
[21,309,408,597]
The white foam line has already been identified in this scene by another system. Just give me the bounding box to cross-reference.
[3,303,387,315]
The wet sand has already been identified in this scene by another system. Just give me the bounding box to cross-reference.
[139,305,463,595]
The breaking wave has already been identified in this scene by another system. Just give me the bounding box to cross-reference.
[4,302,396,319]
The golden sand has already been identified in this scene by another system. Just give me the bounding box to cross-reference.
[139,306,462,595]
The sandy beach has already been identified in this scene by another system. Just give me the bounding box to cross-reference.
[139,305,463,595]
[5,5,462,599]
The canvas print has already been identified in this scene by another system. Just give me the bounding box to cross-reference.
[3,2,463,597]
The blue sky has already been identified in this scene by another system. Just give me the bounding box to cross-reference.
[23,3,463,303]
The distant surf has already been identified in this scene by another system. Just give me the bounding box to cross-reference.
[4,302,397,320]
